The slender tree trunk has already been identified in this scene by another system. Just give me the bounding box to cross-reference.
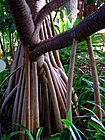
[67,39,77,120]
[86,37,102,120]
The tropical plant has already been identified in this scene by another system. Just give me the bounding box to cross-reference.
[1,124,34,140]
[88,116,105,140]
[0,0,105,140]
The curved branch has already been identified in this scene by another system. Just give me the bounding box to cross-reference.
[34,0,68,23]
[26,0,46,18]
[0,85,17,117]
[7,0,68,45]
[7,0,36,45]
[30,4,105,61]
[33,0,69,36]
[0,65,22,88]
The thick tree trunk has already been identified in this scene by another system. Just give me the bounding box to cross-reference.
[7,0,69,45]
[0,0,68,138]
[1,1,105,139]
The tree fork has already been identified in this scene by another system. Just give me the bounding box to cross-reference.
[30,4,105,60]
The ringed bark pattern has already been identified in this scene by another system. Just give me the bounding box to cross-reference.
[30,4,105,61]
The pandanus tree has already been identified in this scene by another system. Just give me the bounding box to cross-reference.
[0,0,105,139]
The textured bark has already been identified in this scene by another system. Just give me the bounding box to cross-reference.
[7,0,37,44]
[26,0,45,19]
[1,0,105,138]
[34,0,69,24]
[87,37,102,120]
[25,47,31,131]
[30,4,105,61]
[43,62,62,132]
[32,62,39,134]
[34,0,69,35]
[67,39,77,117]
[65,0,78,24]
[7,0,69,45]
[0,86,17,117]
[0,65,22,88]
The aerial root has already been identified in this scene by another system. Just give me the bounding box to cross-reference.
[43,61,62,132]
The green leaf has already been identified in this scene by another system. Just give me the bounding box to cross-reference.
[1,134,11,140]
[49,137,60,140]
[81,78,93,87]
[61,119,82,140]
[69,126,77,140]
[36,127,43,140]
[86,101,105,114]
[13,124,34,140]
[99,86,105,92]
[61,119,72,128]
[60,128,71,140]
[94,132,105,139]
[88,121,104,132]
[87,0,94,5]
[67,108,72,123]
[78,129,88,140]
[91,117,105,129]
[82,106,99,119]
[8,131,24,138]
[99,128,105,135]
[71,124,82,140]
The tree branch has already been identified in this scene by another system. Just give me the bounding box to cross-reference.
[33,0,69,35]
[7,0,69,45]
[7,0,36,45]
[30,4,105,61]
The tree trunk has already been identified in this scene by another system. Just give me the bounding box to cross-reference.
[0,0,105,139]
